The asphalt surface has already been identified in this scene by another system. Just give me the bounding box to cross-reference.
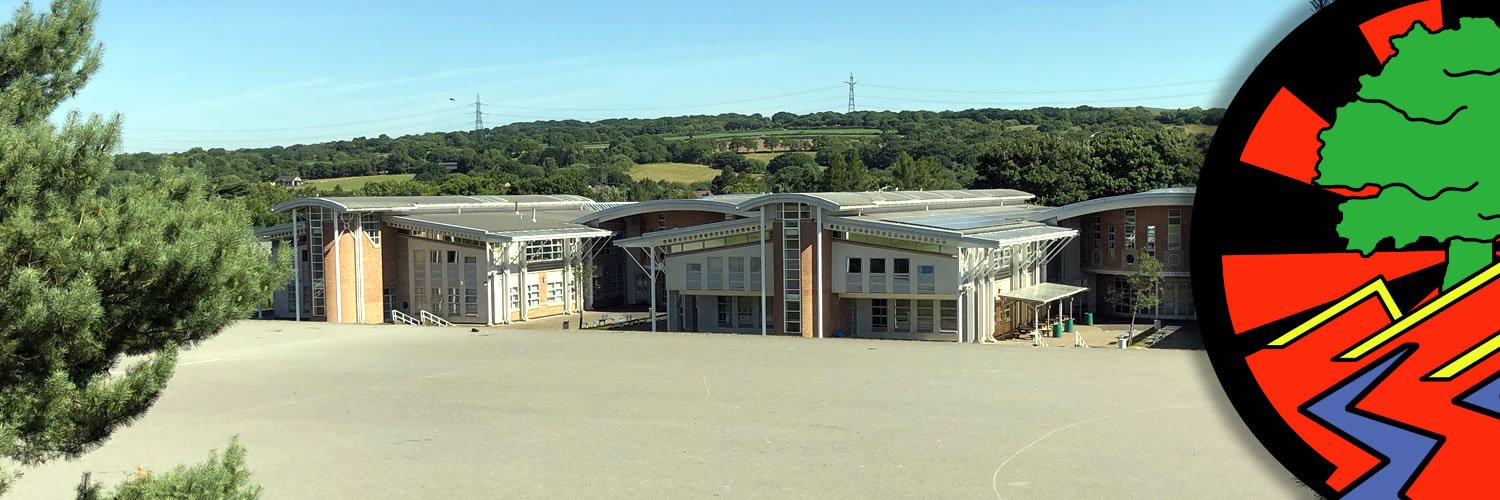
[9,321,1304,499]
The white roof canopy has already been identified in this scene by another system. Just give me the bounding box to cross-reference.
[999,283,1089,304]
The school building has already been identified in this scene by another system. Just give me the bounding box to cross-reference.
[253,187,1192,342]
[1031,187,1195,321]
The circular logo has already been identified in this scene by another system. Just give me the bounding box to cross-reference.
[1195,1,1500,498]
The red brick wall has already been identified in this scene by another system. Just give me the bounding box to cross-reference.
[1076,205,1192,273]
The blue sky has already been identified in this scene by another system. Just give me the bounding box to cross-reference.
[46,0,1312,152]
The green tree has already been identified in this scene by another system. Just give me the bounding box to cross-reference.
[889,152,943,190]
[0,1,282,496]
[769,164,824,193]
[1105,253,1164,335]
[1309,0,1333,13]
[710,170,768,195]
[824,152,871,191]
[359,179,437,196]
[766,152,815,175]
[1314,18,1500,290]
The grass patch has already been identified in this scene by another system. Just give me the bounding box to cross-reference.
[740,152,785,162]
[629,162,720,184]
[304,173,415,191]
[1174,123,1218,135]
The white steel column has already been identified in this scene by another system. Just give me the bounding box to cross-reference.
[814,207,824,339]
[648,246,658,333]
[292,208,302,322]
[500,242,511,324]
[563,239,572,315]
[353,213,365,323]
[484,242,495,326]
[666,290,677,332]
[955,248,965,343]
[760,209,768,336]
[519,248,529,322]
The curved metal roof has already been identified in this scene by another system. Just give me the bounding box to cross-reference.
[1026,188,1195,223]
[270,194,595,214]
[570,195,756,224]
[733,189,1033,212]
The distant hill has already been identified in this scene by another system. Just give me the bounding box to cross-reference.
[111,105,1221,227]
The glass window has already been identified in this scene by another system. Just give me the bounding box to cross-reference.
[736,297,754,328]
[686,263,703,290]
[525,240,563,262]
[707,257,724,290]
[526,284,541,307]
[446,251,457,264]
[547,280,563,305]
[1168,209,1183,251]
[870,259,886,274]
[894,300,911,331]
[361,218,380,245]
[848,258,862,273]
[729,257,745,290]
[871,299,889,332]
[718,296,731,327]
[917,265,934,274]
[894,258,910,274]
[1146,226,1157,257]
[1108,225,1117,259]
[940,300,957,331]
[1124,209,1137,251]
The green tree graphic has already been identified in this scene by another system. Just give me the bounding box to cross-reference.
[1316,18,1500,290]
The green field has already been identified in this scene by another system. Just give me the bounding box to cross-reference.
[1174,123,1219,135]
[740,152,784,162]
[629,162,720,184]
[662,128,880,141]
[304,173,415,191]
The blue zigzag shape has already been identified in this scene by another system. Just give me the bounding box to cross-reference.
[1456,371,1500,419]
[1303,346,1441,499]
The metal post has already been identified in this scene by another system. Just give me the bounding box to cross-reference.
[353,213,365,323]
[484,242,495,326]
[760,209,768,336]
[648,246,658,333]
[292,208,302,322]
[500,242,510,324]
[558,238,567,315]
[815,207,823,339]
[956,248,965,343]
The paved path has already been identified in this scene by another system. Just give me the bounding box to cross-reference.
[9,321,1302,499]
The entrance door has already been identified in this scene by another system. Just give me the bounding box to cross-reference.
[846,304,857,338]
[383,286,395,322]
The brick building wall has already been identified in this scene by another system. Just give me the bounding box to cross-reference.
[1079,206,1192,273]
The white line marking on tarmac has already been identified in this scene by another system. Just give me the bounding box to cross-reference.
[702,376,713,396]
[178,358,221,366]
[990,405,1204,500]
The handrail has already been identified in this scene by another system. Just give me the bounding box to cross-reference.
[391,309,419,326]
[419,310,454,327]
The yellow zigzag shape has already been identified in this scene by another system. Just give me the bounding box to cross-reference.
[1265,262,1500,380]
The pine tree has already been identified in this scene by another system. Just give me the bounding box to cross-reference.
[0,1,285,496]
[890,152,924,190]
[823,151,870,192]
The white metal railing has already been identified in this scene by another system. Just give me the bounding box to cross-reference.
[391,309,419,326]
[419,310,453,327]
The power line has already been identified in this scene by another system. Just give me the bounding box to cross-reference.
[858,91,1215,108]
[479,86,841,112]
[858,79,1228,95]
[130,105,472,133]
